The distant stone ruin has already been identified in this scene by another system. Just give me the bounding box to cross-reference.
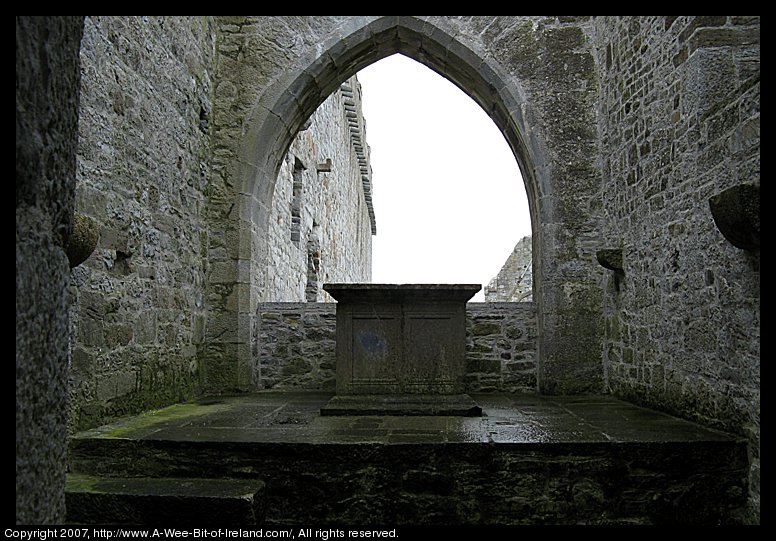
[485,235,533,302]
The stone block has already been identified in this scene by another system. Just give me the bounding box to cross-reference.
[465,357,501,374]
[66,474,266,525]
[504,323,525,340]
[321,284,482,416]
[205,312,239,343]
[96,371,136,402]
[192,314,206,344]
[689,27,760,53]
[133,312,158,345]
[324,284,480,396]
[209,261,236,283]
[471,322,502,336]
[71,346,95,375]
[78,318,105,347]
[103,324,133,348]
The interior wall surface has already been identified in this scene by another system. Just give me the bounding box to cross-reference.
[593,16,760,523]
[68,16,217,431]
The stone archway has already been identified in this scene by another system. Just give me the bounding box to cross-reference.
[208,16,603,395]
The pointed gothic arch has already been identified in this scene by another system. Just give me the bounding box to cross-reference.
[217,16,599,394]
[238,17,547,249]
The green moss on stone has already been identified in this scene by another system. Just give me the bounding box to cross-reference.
[93,401,228,439]
[65,474,102,493]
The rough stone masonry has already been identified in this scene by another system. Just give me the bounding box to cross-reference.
[16,16,758,524]
[266,76,374,302]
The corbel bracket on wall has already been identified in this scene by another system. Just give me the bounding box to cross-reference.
[596,248,624,291]
[709,184,760,251]
[65,213,100,268]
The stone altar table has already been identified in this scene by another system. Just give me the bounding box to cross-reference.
[320,284,482,416]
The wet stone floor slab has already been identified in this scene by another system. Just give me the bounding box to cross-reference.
[73,391,736,445]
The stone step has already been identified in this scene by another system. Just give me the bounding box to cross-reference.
[66,393,750,525]
[69,436,748,525]
[66,474,265,525]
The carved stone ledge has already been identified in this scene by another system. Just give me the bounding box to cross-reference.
[596,248,623,273]
[597,248,624,292]
[316,158,332,173]
[709,184,760,251]
[65,213,100,268]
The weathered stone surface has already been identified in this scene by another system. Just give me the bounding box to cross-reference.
[18,15,760,526]
[257,301,537,395]
[16,15,84,525]
[258,303,338,390]
[319,394,482,416]
[594,16,760,522]
[485,235,533,302]
[69,16,215,432]
[323,284,480,398]
[267,77,374,302]
[207,16,605,399]
[66,474,266,525]
[466,303,537,393]
[66,213,100,268]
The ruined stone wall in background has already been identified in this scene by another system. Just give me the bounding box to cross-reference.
[68,16,217,432]
[485,235,533,302]
[257,302,536,392]
[593,16,759,522]
[266,76,374,302]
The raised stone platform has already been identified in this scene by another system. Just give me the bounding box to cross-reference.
[66,392,749,525]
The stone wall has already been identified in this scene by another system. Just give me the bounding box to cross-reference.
[257,302,537,393]
[16,15,760,525]
[208,16,605,396]
[466,303,537,393]
[68,17,217,432]
[485,235,533,302]
[593,16,760,522]
[257,303,338,390]
[16,16,84,524]
[266,76,374,302]
[204,17,355,392]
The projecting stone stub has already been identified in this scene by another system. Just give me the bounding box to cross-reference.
[320,284,482,416]
[66,213,100,268]
[709,184,760,251]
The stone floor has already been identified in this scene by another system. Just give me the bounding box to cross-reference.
[68,392,749,525]
[73,391,737,445]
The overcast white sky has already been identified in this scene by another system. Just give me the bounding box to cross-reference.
[357,54,532,301]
